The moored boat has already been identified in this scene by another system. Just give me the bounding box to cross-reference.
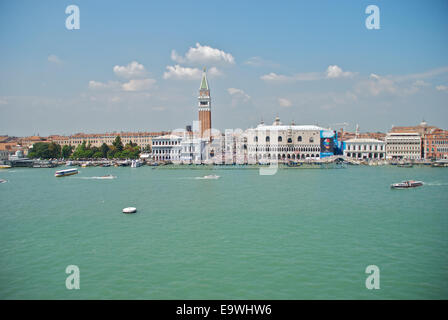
[0,164,11,169]
[397,163,413,168]
[122,207,137,214]
[55,168,78,177]
[390,180,423,189]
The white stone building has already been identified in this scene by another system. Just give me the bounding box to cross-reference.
[385,132,422,160]
[151,135,182,162]
[244,117,335,163]
[344,138,386,160]
[180,138,207,164]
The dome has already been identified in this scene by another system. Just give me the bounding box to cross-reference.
[419,120,427,127]
[272,116,282,126]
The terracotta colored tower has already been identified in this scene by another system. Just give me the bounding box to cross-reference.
[198,67,211,141]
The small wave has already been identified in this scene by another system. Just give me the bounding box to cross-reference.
[79,176,117,180]
[423,182,448,186]
[195,175,220,180]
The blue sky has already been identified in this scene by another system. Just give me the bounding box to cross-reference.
[1,0,447,136]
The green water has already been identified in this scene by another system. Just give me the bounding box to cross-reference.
[0,166,447,299]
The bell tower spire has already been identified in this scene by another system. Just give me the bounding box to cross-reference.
[198,67,211,141]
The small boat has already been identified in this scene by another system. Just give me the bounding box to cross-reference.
[391,180,423,189]
[131,160,143,168]
[0,164,11,169]
[398,163,413,168]
[122,207,137,214]
[55,168,78,177]
[202,175,220,179]
[0,179,7,183]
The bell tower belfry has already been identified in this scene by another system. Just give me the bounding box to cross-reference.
[198,67,211,141]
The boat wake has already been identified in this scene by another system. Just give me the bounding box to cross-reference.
[78,175,117,180]
[423,182,448,186]
[195,175,220,180]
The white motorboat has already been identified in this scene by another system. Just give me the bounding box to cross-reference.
[122,207,137,214]
[201,175,220,179]
[391,180,423,189]
[0,179,7,183]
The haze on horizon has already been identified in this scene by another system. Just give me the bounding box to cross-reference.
[0,0,447,137]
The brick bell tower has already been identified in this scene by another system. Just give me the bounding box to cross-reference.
[198,67,212,141]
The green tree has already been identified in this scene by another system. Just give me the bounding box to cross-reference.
[71,141,92,159]
[61,145,74,159]
[93,151,103,158]
[112,136,124,152]
[28,142,61,159]
[100,143,109,158]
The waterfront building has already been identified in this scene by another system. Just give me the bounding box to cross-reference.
[151,134,182,162]
[0,150,9,161]
[343,138,385,160]
[390,120,436,136]
[244,117,337,164]
[423,128,448,160]
[50,131,168,150]
[385,132,422,160]
[198,68,212,141]
[180,138,207,164]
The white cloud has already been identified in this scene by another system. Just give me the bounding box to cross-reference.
[355,74,398,96]
[261,65,355,82]
[227,88,250,99]
[88,80,120,90]
[122,79,156,92]
[113,61,147,79]
[48,54,62,64]
[413,80,430,87]
[393,66,448,82]
[436,85,448,91]
[163,65,221,80]
[326,65,355,79]
[244,56,279,68]
[260,72,293,82]
[227,88,251,106]
[171,43,235,65]
[278,98,292,107]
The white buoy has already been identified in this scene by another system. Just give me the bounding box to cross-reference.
[122,207,137,214]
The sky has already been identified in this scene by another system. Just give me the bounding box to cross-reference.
[0,0,447,136]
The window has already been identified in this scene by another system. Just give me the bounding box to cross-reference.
[309,137,314,143]
[298,136,302,142]
[278,136,283,142]
[266,136,270,142]
[287,138,292,143]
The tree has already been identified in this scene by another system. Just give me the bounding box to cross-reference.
[112,136,123,152]
[71,141,93,159]
[28,142,61,159]
[61,145,74,159]
[100,143,109,158]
